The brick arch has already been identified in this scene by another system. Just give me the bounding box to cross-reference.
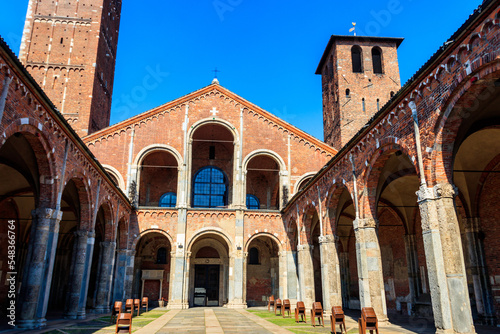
[325,183,353,235]
[133,144,183,167]
[242,149,286,172]
[93,201,114,241]
[360,140,417,220]
[1,119,58,208]
[115,216,129,249]
[430,60,500,186]
[102,164,126,191]
[285,216,299,251]
[186,228,234,254]
[474,151,500,218]
[62,172,93,231]
[294,172,317,194]
[187,117,239,143]
[301,204,319,245]
[132,229,174,251]
[244,232,281,253]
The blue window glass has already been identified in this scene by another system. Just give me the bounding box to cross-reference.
[193,167,228,208]
[159,192,177,208]
[246,194,260,210]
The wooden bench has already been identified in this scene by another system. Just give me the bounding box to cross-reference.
[267,295,275,311]
[295,301,306,323]
[330,306,346,334]
[358,307,379,334]
[141,297,149,313]
[310,302,324,327]
[134,299,141,316]
[115,312,132,334]
[125,299,134,314]
[275,298,283,316]
[282,299,291,318]
[111,301,122,323]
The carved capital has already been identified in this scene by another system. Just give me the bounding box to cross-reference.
[416,184,434,202]
[297,244,311,251]
[434,183,457,199]
[354,218,377,229]
[74,229,88,238]
[318,234,336,244]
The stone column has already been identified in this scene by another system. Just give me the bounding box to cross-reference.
[353,218,387,322]
[339,252,350,308]
[286,250,300,303]
[404,234,420,308]
[297,244,315,307]
[18,208,62,329]
[464,218,495,325]
[77,231,96,319]
[278,251,288,300]
[95,241,116,313]
[417,183,475,334]
[123,250,136,299]
[319,235,342,312]
[112,249,129,302]
[227,210,246,308]
[167,206,189,309]
[64,230,89,319]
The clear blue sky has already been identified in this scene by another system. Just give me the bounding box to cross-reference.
[0,0,481,140]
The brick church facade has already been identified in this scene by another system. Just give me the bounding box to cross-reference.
[0,0,499,333]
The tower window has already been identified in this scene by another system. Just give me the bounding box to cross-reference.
[372,47,383,74]
[346,89,351,98]
[249,247,259,265]
[377,98,380,111]
[246,194,260,210]
[390,91,395,98]
[60,38,63,44]
[209,145,215,160]
[362,98,366,112]
[351,46,363,73]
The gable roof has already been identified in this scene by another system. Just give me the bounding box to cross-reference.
[83,83,338,155]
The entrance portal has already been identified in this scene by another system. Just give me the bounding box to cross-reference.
[194,265,220,306]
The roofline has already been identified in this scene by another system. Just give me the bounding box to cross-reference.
[285,0,498,213]
[83,83,338,156]
[0,36,133,209]
[315,35,404,74]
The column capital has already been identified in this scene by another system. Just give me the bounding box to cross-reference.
[417,183,457,202]
[32,207,63,221]
[353,218,378,229]
[318,234,337,244]
[100,241,117,248]
[87,230,96,239]
[297,244,311,251]
[74,229,89,238]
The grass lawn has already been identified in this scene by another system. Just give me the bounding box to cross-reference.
[43,309,166,334]
[247,310,359,334]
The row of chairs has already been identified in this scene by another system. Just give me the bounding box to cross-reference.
[111,297,149,334]
[267,296,379,333]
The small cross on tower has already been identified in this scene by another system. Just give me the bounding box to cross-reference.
[210,107,219,117]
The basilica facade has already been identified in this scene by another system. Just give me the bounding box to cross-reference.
[1,0,500,333]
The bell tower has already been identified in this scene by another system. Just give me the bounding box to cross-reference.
[19,0,122,137]
[316,35,403,149]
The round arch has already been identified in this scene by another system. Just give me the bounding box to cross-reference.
[242,149,286,172]
[187,228,234,254]
[102,164,126,191]
[187,117,240,143]
[244,232,282,253]
[294,172,317,194]
[132,229,174,251]
[133,144,184,167]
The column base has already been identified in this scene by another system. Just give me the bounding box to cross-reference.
[94,305,110,314]
[77,309,87,319]
[17,318,46,329]
[167,302,189,310]
[435,329,476,334]
[225,302,247,309]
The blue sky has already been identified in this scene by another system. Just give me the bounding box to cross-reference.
[0,0,481,140]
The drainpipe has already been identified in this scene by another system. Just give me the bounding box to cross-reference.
[409,101,427,186]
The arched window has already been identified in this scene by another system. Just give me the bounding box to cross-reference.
[246,194,260,210]
[159,192,177,208]
[351,46,363,73]
[156,247,168,264]
[249,247,259,265]
[390,91,395,98]
[372,47,383,74]
[192,166,228,208]
[346,89,351,98]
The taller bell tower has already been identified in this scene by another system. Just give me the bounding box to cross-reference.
[316,35,403,149]
[19,0,122,137]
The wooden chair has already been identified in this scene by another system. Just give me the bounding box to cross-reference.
[358,307,379,334]
[111,301,122,323]
[125,299,134,314]
[141,297,149,313]
[133,299,141,316]
[331,306,346,334]
[267,295,275,311]
[115,312,132,334]
[282,299,291,318]
[310,302,324,327]
[295,301,306,323]
[274,298,282,316]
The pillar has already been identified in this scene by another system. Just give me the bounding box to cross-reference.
[123,250,136,299]
[417,183,475,334]
[95,241,116,313]
[464,218,495,326]
[112,249,128,302]
[404,234,420,310]
[286,250,300,303]
[18,208,62,329]
[227,210,246,308]
[76,231,96,319]
[339,251,350,308]
[319,234,342,312]
[64,230,89,319]
[297,244,315,307]
[353,218,388,322]
[279,250,288,300]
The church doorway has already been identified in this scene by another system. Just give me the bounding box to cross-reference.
[193,265,220,306]
[188,233,230,307]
